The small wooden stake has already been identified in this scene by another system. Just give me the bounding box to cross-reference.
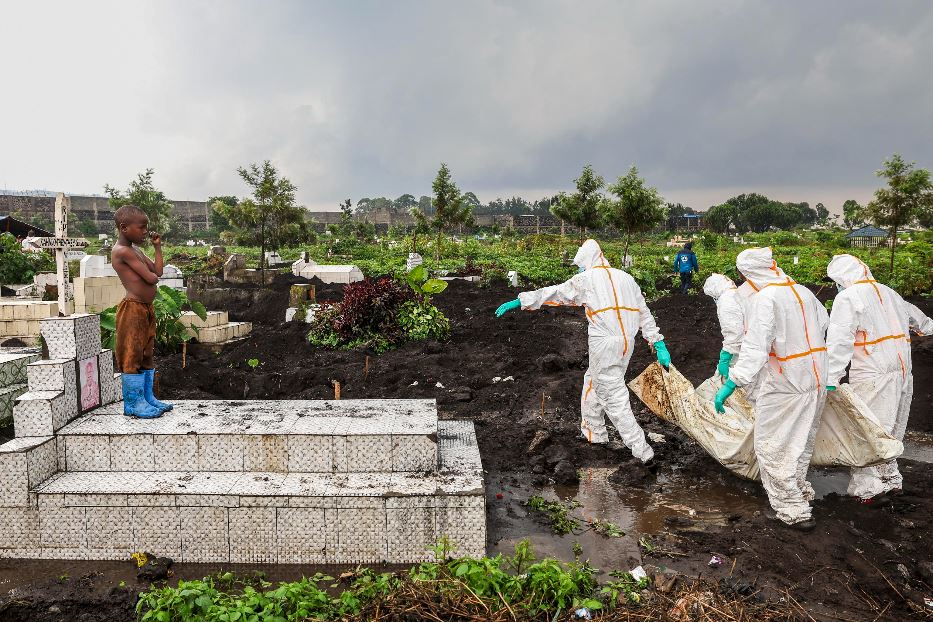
[182,341,187,369]
[363,356,370,380]
[334,381,341,400]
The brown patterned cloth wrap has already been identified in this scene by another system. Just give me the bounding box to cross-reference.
[115,299,156,374]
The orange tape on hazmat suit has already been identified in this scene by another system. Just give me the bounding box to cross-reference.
[728,248,829,525]
[826,254,933,500]
[517,239,663,462]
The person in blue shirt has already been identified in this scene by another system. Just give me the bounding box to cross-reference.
[673,242,699,294]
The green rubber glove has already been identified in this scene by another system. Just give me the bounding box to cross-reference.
[715,380,737,413]
[717,350,733,379]
[827,385,836,392]
[495,298,522,317]
[654,340,671,368]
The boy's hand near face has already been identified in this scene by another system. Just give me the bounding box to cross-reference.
[149,232,162,247]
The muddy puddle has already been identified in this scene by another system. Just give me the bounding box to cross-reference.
[489,432,933,576]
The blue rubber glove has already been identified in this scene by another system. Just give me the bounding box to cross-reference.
[717,350,733,379]
[654,340,671,369]
[715,380,737,413]
[495,298,522,317]
[827,385,836,392]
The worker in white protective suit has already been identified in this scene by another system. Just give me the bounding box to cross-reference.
[825,254,933,505]
[714,248,829,530]
[703,274,744,378]
[703,274,765,403]
[494,239,671,463]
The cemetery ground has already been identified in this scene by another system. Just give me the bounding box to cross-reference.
[1,276,930,621]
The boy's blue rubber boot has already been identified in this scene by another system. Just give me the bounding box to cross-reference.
[122,373,162,419]
[143,369,174,413]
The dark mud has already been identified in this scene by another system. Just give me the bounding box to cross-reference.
[3,278,931,620]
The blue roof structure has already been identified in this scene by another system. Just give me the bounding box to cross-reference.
[845,226,888,238]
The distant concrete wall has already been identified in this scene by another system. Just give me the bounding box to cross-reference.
[0,193,210,234]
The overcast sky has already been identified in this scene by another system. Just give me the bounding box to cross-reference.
[2,1,931,212]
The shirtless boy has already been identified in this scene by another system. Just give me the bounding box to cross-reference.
[112,205,173,418]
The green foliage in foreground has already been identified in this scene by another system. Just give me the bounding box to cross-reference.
[137,541,628,621]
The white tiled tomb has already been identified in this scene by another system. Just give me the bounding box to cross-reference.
[0,313,486,563]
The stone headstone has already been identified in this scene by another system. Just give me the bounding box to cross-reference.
[79,255,117,278]
[159,264,185,289]
[406,253,423,271]
[209,245,226,256]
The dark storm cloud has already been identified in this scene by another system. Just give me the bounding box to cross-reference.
[3,1,931,209]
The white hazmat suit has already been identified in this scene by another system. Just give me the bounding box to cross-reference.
[826,254,933,499]
[703,274,764,403]
[517,239,664,462]
[728,248,829,524]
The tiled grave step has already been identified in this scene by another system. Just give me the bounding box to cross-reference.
[57,399,438,473]
[0,351,40,387]
[14,421,484,563]
[190,321,252,343]
[0,383,28,426]
[14,352,120,437]
[180,310,228,329]
[40,314,101,361]
[0,436,58,507]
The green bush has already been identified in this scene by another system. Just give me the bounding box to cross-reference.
[0,233,54,285]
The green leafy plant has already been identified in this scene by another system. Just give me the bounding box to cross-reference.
[601,569,651,606]
[247,358,260,369]
[527,495,582,535]
[404,264,448,299]
[0,232,54,286]
[99,286,207,354]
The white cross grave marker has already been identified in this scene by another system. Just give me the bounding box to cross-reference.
[29,193,88,316]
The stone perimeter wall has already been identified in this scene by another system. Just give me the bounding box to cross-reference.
[0,194,210,234]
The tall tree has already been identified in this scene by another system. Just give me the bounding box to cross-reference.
[842,199,864,229]
[208,195,237,235]
[705,203,736,233]
[602,165,666,259]
[550,164,605,243]
[412,163,475,260]
[394,194,417,212]
[215,160,308,279]
[865,154,933,274]
[105,169,176,235]
[815,202,830,226]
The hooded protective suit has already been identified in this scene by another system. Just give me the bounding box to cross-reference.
[703,274,764,403]
[517,239,663,461]
[727,248,829,524]
[703,273,744,352]
[826,254,933,499]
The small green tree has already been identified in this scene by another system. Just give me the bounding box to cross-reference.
[705,203,736,233]
[601,165,666,259]
[408,206,432,254]
[105,169,175,235]
[550,165,604,243]
[214,160,310,279]
[208,195,237,238]
[866,154,933,274]
[815,202,830,226]
[420,163,474,260]
[842,199,864,229]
